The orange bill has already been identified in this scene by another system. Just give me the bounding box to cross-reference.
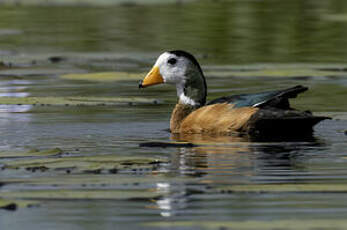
[140,66,164,88]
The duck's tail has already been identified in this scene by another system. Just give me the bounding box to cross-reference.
[247,109,330,138]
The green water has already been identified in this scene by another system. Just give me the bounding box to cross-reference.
[0,0,347,229]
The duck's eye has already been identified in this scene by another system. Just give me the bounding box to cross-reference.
[168,58,177,65]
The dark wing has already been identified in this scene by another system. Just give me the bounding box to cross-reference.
[207,85,308,109]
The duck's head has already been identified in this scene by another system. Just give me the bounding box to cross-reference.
[139,50,207,107]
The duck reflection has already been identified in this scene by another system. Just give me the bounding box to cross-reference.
[171,132,323,173]
[0,80,32,113]
[150,132,325,217]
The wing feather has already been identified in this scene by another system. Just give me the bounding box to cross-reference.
[207,85,308,109]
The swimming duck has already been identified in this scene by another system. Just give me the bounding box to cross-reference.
[139,50,329,136]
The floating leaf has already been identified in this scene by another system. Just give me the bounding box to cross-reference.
[4,174,196,187]
[0,68,85,77]
[147,219,347,230]
[0,199,17,211]
[0,96,160,106]
[0,148,62,158]
[0,189,162,200]
[204,63,347,78]
[322,14,347,22]
[61,72,144,82]
[216,184,347,193]
[3,154,168,173]
[206,68,347,78]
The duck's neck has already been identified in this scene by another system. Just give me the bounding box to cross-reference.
[170,79,207,133]
[176,69,207,107]
[170,66,207,133]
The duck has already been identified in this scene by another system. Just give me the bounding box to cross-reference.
[139,50,329,137]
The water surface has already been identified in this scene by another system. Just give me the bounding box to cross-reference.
[0,1,347,229]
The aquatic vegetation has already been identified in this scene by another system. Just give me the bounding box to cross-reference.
[61,72,144,82]
[216,184,347,193]
[0,148,169,201]
[147,219,347,230]
[0,148,62,158]
[205,64,347,78]
[3,154,168,173]
[0,68,84,77]
[0,189,163,200]
[0,96,160,106]
[3,173,195,187]
[322,14,347,22]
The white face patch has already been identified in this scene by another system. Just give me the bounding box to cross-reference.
[153,52,188,85]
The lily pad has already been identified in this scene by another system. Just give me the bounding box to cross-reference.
[206,68,347,78]
[147,219,347,230]
[61,72,144,82]
[322,14,347,22]
[0,68,86,77]
[204,63,347,78]
[3,174,196,188]
[3,154,168,173]
[0,148,62,158]
[0,96,160,106]
[216,184,347,193]
[0,189,162,200]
